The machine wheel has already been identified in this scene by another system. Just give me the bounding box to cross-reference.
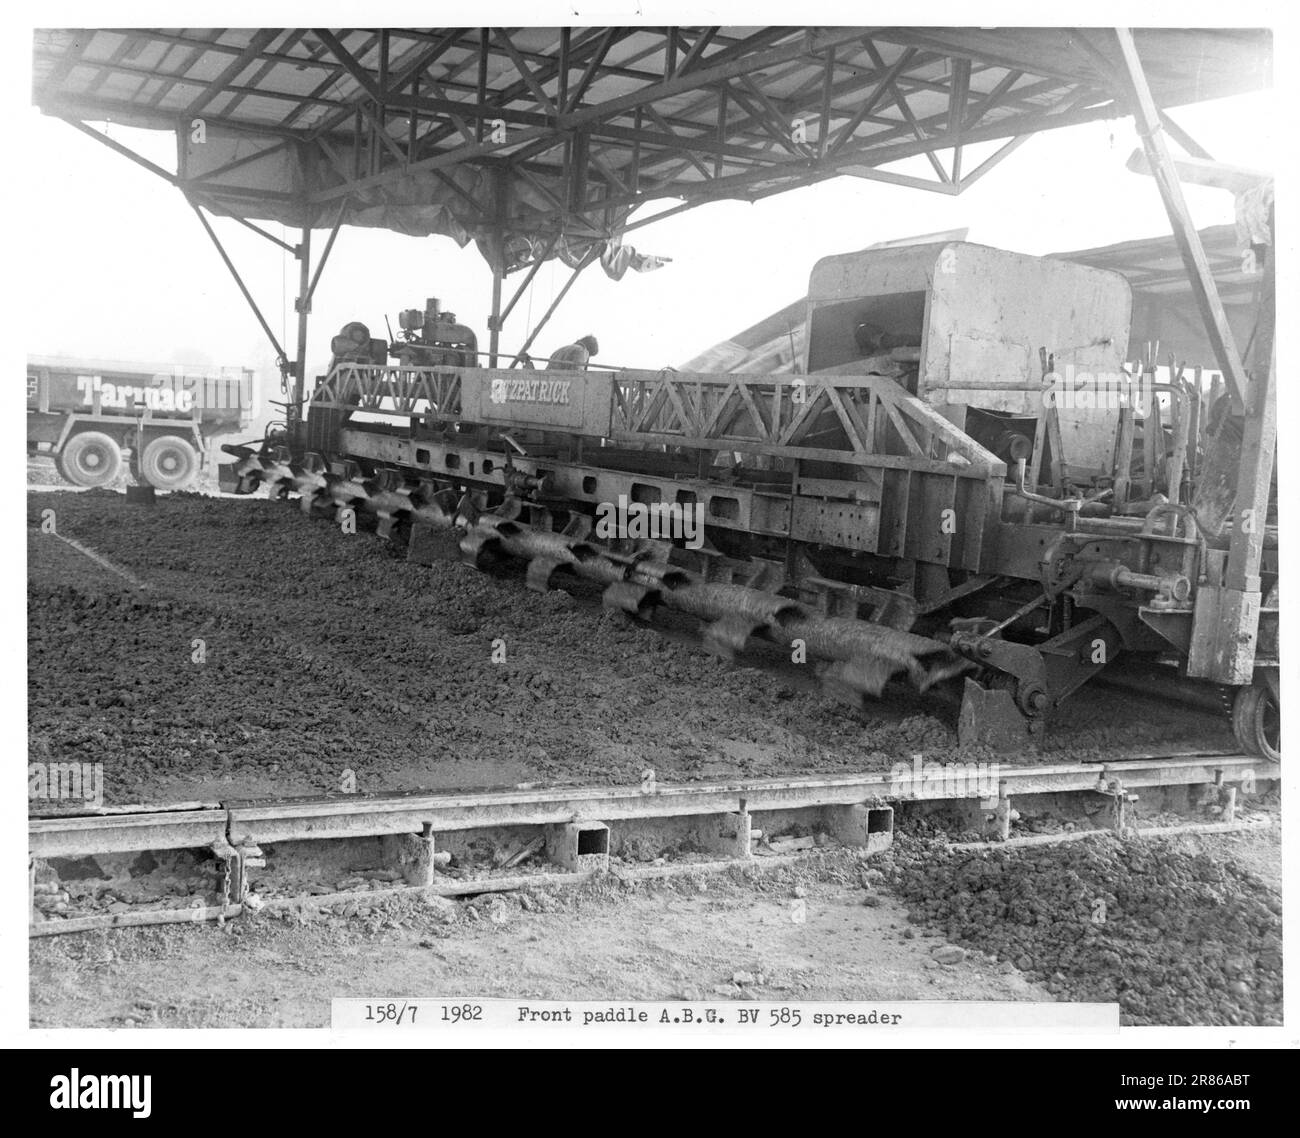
[1233,680,1280,761]
[57,431,123,488]
[140,435,199,491]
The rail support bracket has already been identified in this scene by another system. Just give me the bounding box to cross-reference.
[210,837,239,907]
[981,780,1015,840]
[381,829,438,887]
[1209,770,1239,823]
[1096,773,1138,834]
[826,803,894,853]
[227,842,263,904]
[1220,785,1238,823]
[547,821,610,873]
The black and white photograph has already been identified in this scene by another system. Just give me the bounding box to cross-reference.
[10,0,1294,1097]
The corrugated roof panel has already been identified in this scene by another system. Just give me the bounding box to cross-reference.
[31,27,1271,265]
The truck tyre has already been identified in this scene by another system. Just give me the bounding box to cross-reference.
[1232,680,1280,762]
[57,431,123,488]
[141,435,199,491]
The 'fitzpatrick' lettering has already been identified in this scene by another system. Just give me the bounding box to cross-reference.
[489,377,572,405]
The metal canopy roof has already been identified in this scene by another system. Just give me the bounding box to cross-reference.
[32,27,1272,272]
[1060,224,1256,302]
[1058,224,1265,367]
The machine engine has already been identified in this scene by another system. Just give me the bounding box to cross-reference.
[391,297,479,369]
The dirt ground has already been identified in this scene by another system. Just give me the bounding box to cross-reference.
[29,819,1280,1030]
[27,486,1237,807]
[29,855,1053,1029]
[889,814,1282,1026]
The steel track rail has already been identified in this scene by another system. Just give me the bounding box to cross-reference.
[30,753,1274,858]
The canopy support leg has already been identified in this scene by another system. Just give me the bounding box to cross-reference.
[488,250,504,368]
[189,203,291,388]
[1113,27,1249,410]
[292,225,312,432]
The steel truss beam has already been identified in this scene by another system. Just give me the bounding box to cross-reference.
[40,26,1158,240]
[37,27,1269,415]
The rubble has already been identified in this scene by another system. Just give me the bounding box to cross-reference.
[882,834,1283,1025]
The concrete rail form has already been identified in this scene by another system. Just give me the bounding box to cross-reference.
[29,752,1278,937]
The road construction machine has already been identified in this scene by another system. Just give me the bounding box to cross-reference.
[219,241,1279,758]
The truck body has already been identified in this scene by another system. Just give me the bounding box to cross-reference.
[27,356,255,489]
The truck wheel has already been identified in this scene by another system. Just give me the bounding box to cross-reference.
[141,435,199,490]
[1233,680,1280,761]
[57,431,123,488]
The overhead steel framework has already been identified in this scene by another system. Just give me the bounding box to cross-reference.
[32,27,1270,398]
[32,28,1268,223]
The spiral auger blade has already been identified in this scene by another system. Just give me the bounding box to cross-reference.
[630,576,805,660]
[770,612,972,700]
[409,486,460,533]
[359,473,416,541]
[290,464,330,513]
[439,496,973,702]
[218,444,283,495]
[218,444,261,494]
[219,445,338,516]
[256,477,972,708]
[457,505,508,569]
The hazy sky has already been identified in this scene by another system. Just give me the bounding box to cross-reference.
[24,74,1273,413]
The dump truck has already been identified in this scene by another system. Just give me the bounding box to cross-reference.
[219,240,1278,759]
[27,356,256,489]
